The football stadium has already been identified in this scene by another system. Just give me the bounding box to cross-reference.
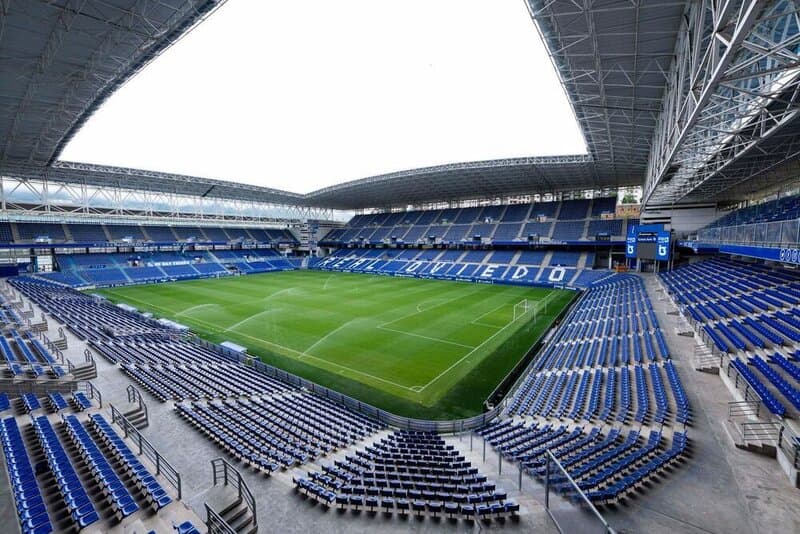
[1,1,800,534]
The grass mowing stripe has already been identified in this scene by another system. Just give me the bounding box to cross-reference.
[96,271,574,419]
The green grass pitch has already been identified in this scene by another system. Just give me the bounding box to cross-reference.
[96,271,574,419]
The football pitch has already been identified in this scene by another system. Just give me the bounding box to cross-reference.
[96,271,574,419]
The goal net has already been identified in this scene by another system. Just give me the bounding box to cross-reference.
[513,292,559,323]
[512,299,531,321]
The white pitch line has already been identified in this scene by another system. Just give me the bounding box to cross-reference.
[376,325,476,349]
[471,321,503,329]
[381,286,483,328]
[418,311,533,392]
[470,302,510,325]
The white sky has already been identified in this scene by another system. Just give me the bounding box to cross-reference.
[60,0,586,194]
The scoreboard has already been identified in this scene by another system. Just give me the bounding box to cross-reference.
[626,224,671,261]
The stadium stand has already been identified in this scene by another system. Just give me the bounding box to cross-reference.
[295,430,518,521]
[9,277,386,478]
[8,0,800,531]
[705,192,800,228]
[0,222,299,247]
[40,250,297,288]
[320,197,629,246]
[486,274,691,505]
[312,247,608,288]
[660,257,800,418]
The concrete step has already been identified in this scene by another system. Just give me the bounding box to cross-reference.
[228,511,255,533]
[219,497,244,518]
[722,418,778,457]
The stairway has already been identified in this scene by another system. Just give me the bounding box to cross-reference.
[9,222,21,242]
[101,224,113,242]
[69,362,97,381]
[217,497,257,534]
[122,406,148,430]
[62,224,74,242]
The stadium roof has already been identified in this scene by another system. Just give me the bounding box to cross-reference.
[4,160,307,206]
[0,0,226,165]
[3,157,642,210]
[305,156,643,210]
[529,0,686,172]
[6,0,793,211]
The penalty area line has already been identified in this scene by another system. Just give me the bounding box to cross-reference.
[418,310,534,393]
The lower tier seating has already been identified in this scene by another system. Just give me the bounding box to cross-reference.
[295,430,519,521]
[478,420,688,505]
[176,394,384,472]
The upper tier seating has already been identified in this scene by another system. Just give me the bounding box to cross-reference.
[17,223,66,241]
[591,196,617,216]
[552,221,586,240]
[0,222,13,242]
[106,224,145,240]
[501,204,531,222]
[558,199,591,220]
[66,224,108,242]
[202,227,230,241]
[4,222,298,246]
[47,249,295,288]
[144,226,177,241]
[588,219,624,236]
[321,197,628,245]
[706,192,800,228]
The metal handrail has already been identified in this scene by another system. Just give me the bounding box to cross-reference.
[544,450,615,533]
[83,381,102,407]
[110,404,181,499]
[126,384,148,425]
[211,457,256,529]
[777,429,800,469]
[740,420,782,444]
[0,378,86,396]
[728,399,760,420]
[725,358,767,410]
[205,503,237,534]
[193,335,506,433]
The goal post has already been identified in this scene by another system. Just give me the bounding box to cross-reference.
[512,299,531,322]
[513,291,560,323]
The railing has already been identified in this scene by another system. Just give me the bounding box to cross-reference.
[211,457,256,529]
[778,428,800,470]
[740,421,782,445]
[191,335,505,433]
[697,218,800,248]
[110,403,182,499]
[543,451,615,534]
[39,333,64,363]
[486,289,580,409]
[66,349,96,378]
[728,400,760,420]
[205,503,237,534]
[83,381,102,407]
[693,345,722,369]
[0,378,86,396]
[126,384,148,426]
[724,359,766,409]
